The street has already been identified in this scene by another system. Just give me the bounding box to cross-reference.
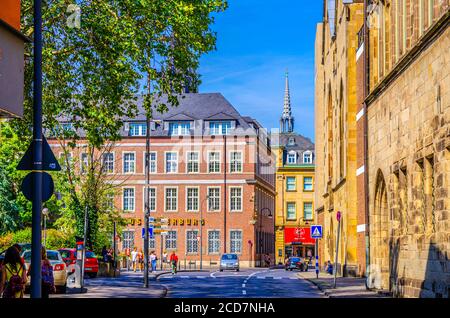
[54,268,324,298]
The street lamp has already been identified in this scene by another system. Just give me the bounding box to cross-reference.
[199,195,210,270]
[42,208,49,247]
[259,207,273,267]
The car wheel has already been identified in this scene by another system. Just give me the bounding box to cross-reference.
[236,269,239,272]
[88,273,97,278]
[220,269,223,272]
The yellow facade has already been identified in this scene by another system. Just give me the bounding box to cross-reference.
[273,143,315,265]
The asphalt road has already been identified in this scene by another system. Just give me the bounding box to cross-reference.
[158,268,324,298]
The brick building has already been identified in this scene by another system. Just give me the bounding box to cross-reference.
[314,0,365,276]
[50,93,276,267]
[273,72,316,265]
[357,0,450,297]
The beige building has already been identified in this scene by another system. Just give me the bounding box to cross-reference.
[360,1,450,297]
[314,0,365,276]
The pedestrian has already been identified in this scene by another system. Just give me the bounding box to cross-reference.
[169,251,178,275]
[264,254,271,267]
[150,251,157,272]
[326,260,333,275]
[138,249,144,272]
[131,247,138,272]
[27,247,55,298]
[101,246,108,262]
[162,251,168,268]
[0,246,27,298]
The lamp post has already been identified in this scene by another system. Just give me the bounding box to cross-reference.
[259,207,273,267]
[42,208,49,247]
[199,195,209,270]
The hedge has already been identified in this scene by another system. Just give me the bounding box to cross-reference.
[0,228,74,251]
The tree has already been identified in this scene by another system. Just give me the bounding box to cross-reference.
[11,0,227,251]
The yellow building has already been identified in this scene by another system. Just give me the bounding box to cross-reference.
[272,73,316,265]
[314,0,364,276]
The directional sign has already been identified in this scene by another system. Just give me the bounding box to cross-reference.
[17,136,61,171]
[141,228,154,239]
[311,225,323,239]
[149,217,155,223]
[160,218,169,223]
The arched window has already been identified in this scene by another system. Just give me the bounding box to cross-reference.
[303,151,312,164]
[287,151,297,164]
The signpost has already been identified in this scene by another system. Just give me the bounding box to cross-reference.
[311,225,323,279]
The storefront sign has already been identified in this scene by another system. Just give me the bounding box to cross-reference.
[125,217,205,226]
[284,227,315,245]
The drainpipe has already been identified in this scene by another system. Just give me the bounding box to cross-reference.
[363,0,371,284]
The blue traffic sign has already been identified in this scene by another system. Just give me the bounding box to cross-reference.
[311,225,323,239]
[142,228,154,239]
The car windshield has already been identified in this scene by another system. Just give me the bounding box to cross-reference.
[23,251,60,261]
[59,250,72,258]
[221,254,237,260]
[86,251,96,258]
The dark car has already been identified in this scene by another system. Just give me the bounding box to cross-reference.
[285,257,306,271]
[58,248,99,278]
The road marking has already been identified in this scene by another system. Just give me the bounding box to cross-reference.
[289,277,297,280]
[180,276,189,279]
[242,284,246,288]
[274,277,282,280]
[196,276,206,279]
[242,290,246,295]
[210,271,218,279]
[256,276,264,279]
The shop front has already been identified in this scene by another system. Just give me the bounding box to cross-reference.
[284,227,315,260]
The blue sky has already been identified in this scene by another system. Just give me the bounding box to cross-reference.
[198,0,323,142]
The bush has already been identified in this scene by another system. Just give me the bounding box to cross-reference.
[0,228,75,251]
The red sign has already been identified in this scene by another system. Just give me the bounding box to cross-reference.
[284,227,315,245]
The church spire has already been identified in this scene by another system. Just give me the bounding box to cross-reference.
[280,70,294,133]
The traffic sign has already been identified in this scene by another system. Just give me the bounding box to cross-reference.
[17,136,61,171]
[311,225,323,239]
[21,172,54,202]
[142,228,154,239]
[149,217,155,223]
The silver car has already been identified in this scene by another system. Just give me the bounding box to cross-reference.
[219,253,239,272]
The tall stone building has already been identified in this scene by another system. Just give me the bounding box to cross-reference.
[357,0,450,297]
[273,73,316,265]
[314,0,365,276]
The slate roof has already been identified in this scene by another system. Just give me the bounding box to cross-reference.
[271,132,315,151]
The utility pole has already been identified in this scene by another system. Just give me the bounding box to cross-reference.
[334,211,342,288]
[144,113,150,288]
[30,0,43,299]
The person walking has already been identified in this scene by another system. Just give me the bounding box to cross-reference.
[131,247,138,272]
[138,249,144,272]
[162,251,168,269]
[27,247,55,298]
[0,246,27,298]
[101,246,108,262]
[169,251,178,275]
[150,251,157,273]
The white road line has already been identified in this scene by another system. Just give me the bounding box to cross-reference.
[210,271,219,278]
[274,277,282,280]
[256,276,264,279]
[289,277,298,280]
[242,284,246,288]
[196,276,206,279]
[180,276,190,278]
[242,290,246,295]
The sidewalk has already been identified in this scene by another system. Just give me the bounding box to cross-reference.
[297,271,391,298]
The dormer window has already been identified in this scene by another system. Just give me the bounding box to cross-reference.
[209,121,231,135]
[303,151,312,164]
[169,122,190,136]
[287,151,297,164]
[129,123,147,136]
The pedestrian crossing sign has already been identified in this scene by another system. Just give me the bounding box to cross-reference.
[311,225,323,239]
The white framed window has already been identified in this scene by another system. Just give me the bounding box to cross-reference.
[209,121,231,135]
[165,187,178,212]
[80,153,88,174]
[123,152,135,174]
[230,230,242,254]
[123,188,135,212]
[186,230,199,254]
[187,152,199,173]
[106,193,115,211]
[230,187,242,212]
[122,230,135,250]
[208,152,221,173]
[148,238,155,250]
[165,152,178,173]
[287,151,297,164]
[169,122,191,136]
[186,187,199,212]
[102,152,114,174]
[144,152,157,174]
[229,151,243,173]
[208,230,220,254]
[303,177,313,191]
[128,123,147,136]
[143,187,156,212]
[208,187,220,212]
[303,151,312,164]
[286,202,296,220]
[286,177,296,191]
[304,202,313,221]
[165,230,177,250]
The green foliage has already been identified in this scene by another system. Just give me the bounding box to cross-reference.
[0,228,74,251]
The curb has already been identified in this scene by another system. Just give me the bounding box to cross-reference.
[154,269,210,280]
[296,273,330,298]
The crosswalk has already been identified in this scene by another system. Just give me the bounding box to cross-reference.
[159,275,298,280]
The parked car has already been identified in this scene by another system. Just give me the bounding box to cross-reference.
[22,249,68,293]
[285,257,306,271]
[58,248,99,278]
[219,253,240,272]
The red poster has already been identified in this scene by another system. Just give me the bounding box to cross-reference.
[284,227,315,245]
